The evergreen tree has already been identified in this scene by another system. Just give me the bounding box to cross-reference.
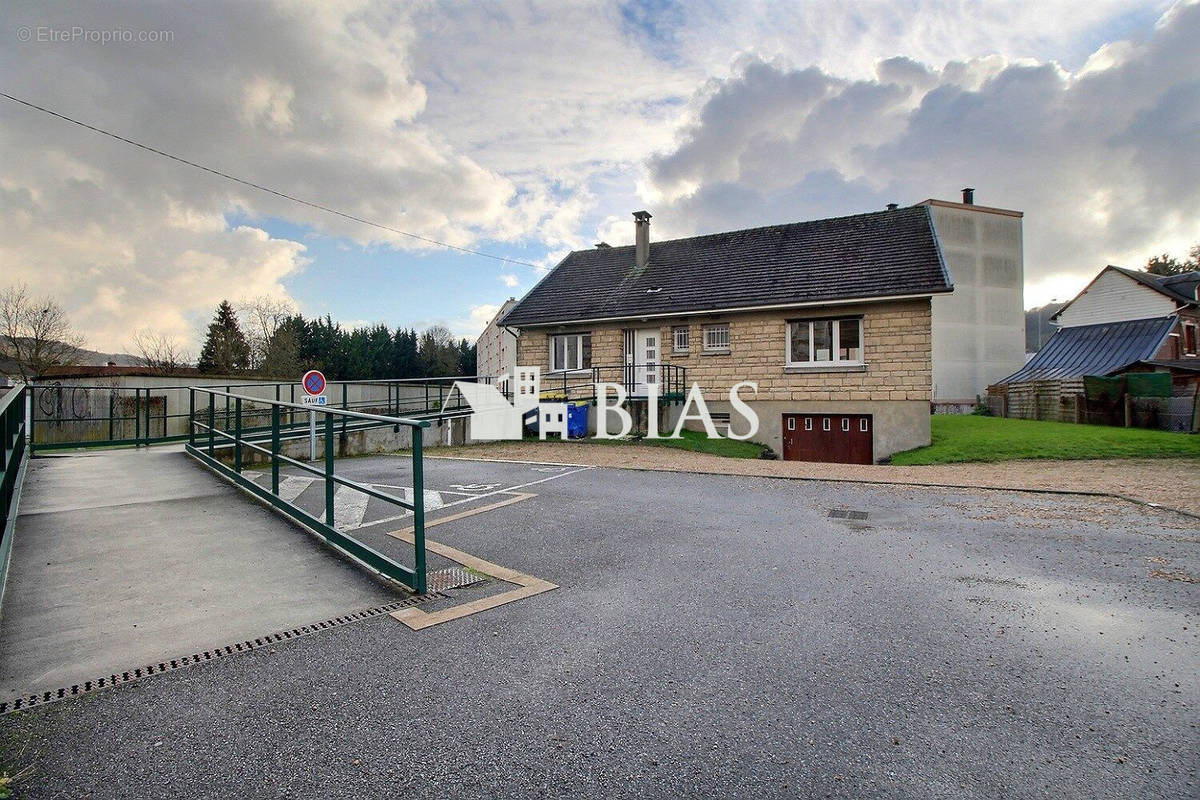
[393,328,420,378]
[367,324,395,378]
[197,300,250,374]
[456,339,477,376]
[419,325,459,376]
[346,327,371,379]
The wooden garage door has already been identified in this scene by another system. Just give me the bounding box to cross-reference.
[781,414,873,465]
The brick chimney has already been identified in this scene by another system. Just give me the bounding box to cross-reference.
[633,210,652,269]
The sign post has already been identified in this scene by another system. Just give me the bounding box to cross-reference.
[301,369,327,461]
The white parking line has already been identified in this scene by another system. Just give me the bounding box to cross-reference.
[331,486,370,529]
[353,465,593,531]
[278,476,313,504]
[250,461,592,531]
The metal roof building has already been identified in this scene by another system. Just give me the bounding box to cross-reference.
[995,317,1177,384]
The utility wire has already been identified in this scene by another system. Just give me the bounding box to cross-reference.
[0,91,539,268]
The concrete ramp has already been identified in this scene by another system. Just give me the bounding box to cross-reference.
[0,447,400,699]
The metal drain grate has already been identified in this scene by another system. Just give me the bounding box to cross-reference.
[0,592,443,715]
[426,567,487,593]
[829,509,870,521]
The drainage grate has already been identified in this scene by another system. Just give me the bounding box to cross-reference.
[426,567,487,594]
[0,592,443,715]
[829,509,870,521]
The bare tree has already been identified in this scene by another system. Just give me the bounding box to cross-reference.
[0,283,86,382]
[239,295,296,372]
[130,329,192,375]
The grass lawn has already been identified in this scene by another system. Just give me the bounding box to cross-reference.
[528,428,769,459]
[891,414,1200,465]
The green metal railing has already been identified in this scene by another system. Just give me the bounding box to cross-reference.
[186,387,430,593]
[1,384,29,618]
[28,376,484,452]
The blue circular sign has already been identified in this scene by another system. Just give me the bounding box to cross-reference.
[302,369,326,396]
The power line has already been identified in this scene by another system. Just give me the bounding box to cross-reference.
[0,90,539,269]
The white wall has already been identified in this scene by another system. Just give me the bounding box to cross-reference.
[1055,268,1177,327]
[926,202,1026,403]
[476,298,517,380]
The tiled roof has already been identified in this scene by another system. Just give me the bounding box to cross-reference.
[501,206,951,327]
[995,317,1177,384]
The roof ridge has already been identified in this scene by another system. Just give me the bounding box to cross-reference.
[1057,314,1177,330]
[1105,264,1195,304]
[570,206,920,256]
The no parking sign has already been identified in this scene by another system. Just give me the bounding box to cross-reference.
[301,369,327,458]
[302,369,326,397]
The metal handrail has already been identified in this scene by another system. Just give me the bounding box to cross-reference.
[195,387,434,425]
[185,385,429,593]
[26,375,484,451]
[1,384,30,620]
[28,374,497,392]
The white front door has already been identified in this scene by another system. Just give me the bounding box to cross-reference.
[634,328,659,395]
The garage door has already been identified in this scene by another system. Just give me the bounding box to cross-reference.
[781,414,873,465]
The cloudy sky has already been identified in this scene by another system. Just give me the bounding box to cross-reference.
[2,0,1197,352]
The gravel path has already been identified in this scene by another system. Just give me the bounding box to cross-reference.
[432,442,1200,516]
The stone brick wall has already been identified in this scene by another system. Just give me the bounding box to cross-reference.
[514,298,933,402]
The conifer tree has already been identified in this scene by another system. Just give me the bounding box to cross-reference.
[197,300,250,374]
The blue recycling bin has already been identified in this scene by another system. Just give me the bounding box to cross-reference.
[566,402,589,438]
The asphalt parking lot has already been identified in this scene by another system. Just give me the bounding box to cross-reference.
[0,454,1196,799]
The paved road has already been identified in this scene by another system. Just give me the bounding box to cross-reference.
[1,458,1196,799]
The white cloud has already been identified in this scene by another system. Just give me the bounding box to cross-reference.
[638,1,1200,306]
[0,1,540,350]
[499,273,519,288]
[445,303,502,342]
[1,0,1190,354]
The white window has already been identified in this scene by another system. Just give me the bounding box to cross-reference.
[1185,323,1198,356]
[787,417,796,431]
[702,323,730,352]
[672,326,690,353]
[822,418,831,431]
[859,418,869,432]
[787,318,863,366]
[550,333,592,372]
[842,418,850,431]
[804,418,812,431]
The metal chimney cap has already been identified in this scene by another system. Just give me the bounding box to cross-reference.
[632,210,652,221]
[886,203,899,211]
[961,187,975,204]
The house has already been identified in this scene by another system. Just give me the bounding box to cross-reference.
[500,205,963,463]
[989,265,1200,427]
[475,297,518,383]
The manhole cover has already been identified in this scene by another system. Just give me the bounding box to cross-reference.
[426,567,486,593]
[829,509,869,521]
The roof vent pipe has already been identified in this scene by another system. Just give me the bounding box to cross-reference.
[633,210,652,269]
[961,187,974,204]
